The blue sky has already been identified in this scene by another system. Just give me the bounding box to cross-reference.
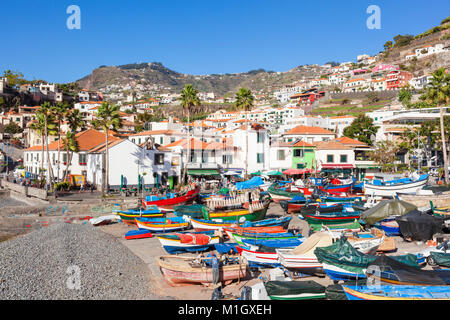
[1,0,449,83]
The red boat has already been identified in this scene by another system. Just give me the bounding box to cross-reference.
[142,186,200,211]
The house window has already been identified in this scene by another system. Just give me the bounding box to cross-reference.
[327,155,334,163]
[160,137,163,144]
[297,163,305,169]
[222,155,233,164]
[154,153,164,165]
[257,132,264,143]
[277,150,285,161]
[340,155,348,163]
[63,153,67,163]
[171,137,176,143]
[79,154,87,165]
[257,153,264,163]
[293,149,304,158]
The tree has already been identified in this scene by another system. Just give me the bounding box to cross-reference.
[422,67,450,183]
[62,132,79,183]
[398,87,412,108]
[36,102,57,185]
[2,70,27,87]
[369,140,400,172]
[393,34,414,47]
[92,102,122,194]
[135,111,155,132]
[234,88,255,178]
[53,102,70,183]
[29,113,46,181]
[383,41,393,50]
[366,92,380,104]
[343,114,379,146]
[179,84,201,184]
[3,122,23,135]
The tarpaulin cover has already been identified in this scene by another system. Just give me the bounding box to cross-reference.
[395,210,445,241]
[236,176,264,190]
[264,280,326,297]
[175,233,210,245]
[360,199,417,226]
[314,238,420,274]
[368,255,450,285]
[430,252,450,268]
[173,204,206,218]
[214,243,239,254]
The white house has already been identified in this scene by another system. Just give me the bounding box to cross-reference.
[343,78,368,92]
[269,141,293,172]
[282,125,335,144]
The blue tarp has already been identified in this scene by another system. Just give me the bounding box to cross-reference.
[235,176,264,190]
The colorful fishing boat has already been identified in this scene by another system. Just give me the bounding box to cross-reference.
[308,220,362,233]
[223,225,287,238]
[304,212,360,226]
[156,232,220,254]
[364,174,429,197]
[267,184,306,202]
[135,216,190,233]
[203,201,270,223]
[189,216,291,232]
[229,231,301,246]
[236,245,283,268]
[342,285,450,300]
[142,186,200,211]
[113,206,164,225]
[156,255,247,286]
[124,229,153,240]
[242,238,303,248]
[278,195,311,214]
[264,280,326,300]
[430,201,450,218]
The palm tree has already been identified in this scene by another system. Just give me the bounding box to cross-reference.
[62,109,85,182]
[38,102,57,185]
[234,88,254,179]
[92,102,122,194]
[53,102,70,183]
[135,111,154,132]
[62,132,79,182]
[423,68,450,183]
[179,84,201,184]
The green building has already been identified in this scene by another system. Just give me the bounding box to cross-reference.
[291,141,316,170]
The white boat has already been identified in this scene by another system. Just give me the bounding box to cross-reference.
[364,173,429,197]
[348,237,384,255]
[89,215,121,226]
[276,232,333,273]
[237,246,282,267]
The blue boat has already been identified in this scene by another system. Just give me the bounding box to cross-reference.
[342,285,450,300]
[214,243,240,254]
[242,237,303,248]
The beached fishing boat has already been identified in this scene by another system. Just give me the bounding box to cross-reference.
[264,280,326,300]
[398,191,450,208]
[229,231,301,246]
[304,212,361,226]
[278,195,310,214]
[135,216,190,233]
[89,215,121,226]
[365,255,450,285]
[124,229,153,240]
[430,201,450,218]
[375,219,401,236]
[242,238,304,248]
[364,174,429,197]
[308,220,361,233]
[267,184,306,202]
[223,225,287,237]
[114,207,164,225]
[142,186,200,211]
[342,285,450,300]
[189,216,291,232]
[203,201,270,223]
[236,245,283,268]
[156,233,220,254]
[314,238,419,282]
[276,232,333,275]
[156,255,247,286]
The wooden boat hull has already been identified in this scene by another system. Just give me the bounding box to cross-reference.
[135,219,189,232]
[157,256,247,286]
[157,235,220,254]
[364,178,428,197]
[343,285,450,300]
[305,214,360,225]
[236,246,282,268]
[204,203,269,223]
[400,192,450,208]
[125,230,153,240]
[142,187,200,210]
[116,212,164,225]
[276,250,324,275]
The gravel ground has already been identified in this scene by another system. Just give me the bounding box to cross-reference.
[0,222,162,300]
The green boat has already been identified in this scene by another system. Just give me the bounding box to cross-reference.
[264,280,326,300]
[267,184,305,202]
[202,201,270,223]
[309,220,361,233]
[430,201,450,218]
[229,231,300,246]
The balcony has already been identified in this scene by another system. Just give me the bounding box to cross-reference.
[186,162,220,169]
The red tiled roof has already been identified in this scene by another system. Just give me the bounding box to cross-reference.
[284,125,334,135]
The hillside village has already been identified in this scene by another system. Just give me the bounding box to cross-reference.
[0,17,449,192]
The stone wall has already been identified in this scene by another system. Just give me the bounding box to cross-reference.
[0,179,48,200]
